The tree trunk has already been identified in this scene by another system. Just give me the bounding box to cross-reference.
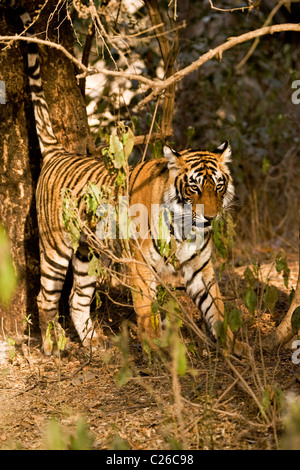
[0,0,90,339]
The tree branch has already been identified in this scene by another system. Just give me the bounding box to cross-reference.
[137,22,300,107]
[236,0,300,70]
[2,22,300,110]
[79,22,95,97]
[0,35,158,89]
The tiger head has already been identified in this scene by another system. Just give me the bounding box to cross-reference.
[164,141,234,223]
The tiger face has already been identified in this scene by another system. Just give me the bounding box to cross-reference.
[164,141,234,223]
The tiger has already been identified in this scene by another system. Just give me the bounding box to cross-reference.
[10,2,243,356]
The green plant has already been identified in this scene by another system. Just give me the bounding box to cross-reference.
[109,434,131,450]
[243,265,258,317]
[214,304,243,349]
[112,325,133,387]
[281,394,300,450]
[61,188,81,252]
[275,251,290,289]
[0,225,17,306]
[7,337,15,360]
[45,321,67,355]
[102,124,134,187]
[45,418,93,450]
[212,213,236,261]
[263,284,278,314]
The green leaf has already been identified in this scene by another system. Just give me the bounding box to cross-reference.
[61,189,81,252]
[275,252,290,288]
[263,285,278,313]
[68,222,81,252]
[164,297,181,326]
[70,419,93,450]
[46,419,66,450]
[7,337,16,359]
[157,208,171,257]
[291,307,300,335]
[212,218,226,258]
[228,307,243,333]
[260,387,271,418]
[45,322,54,353]
[262,157,270,174]
[289,287,295,305]
[88,254,101,277]
[123,127,135,160]
[109,129,125,169]
[214,319,227,347]
[83,182,102,215]
[150,310,160,334]
[57,328,67,351]
[244,266,256,287]
[115,365,133,387]
[174,339,187,377]
[245,287,257,316]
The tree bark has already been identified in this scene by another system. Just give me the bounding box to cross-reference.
[0,0,90,338]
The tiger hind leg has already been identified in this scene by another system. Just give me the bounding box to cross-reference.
[69,250,98,350]
[37,249,71,355]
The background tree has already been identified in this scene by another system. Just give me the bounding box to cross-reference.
[0,0,90,336]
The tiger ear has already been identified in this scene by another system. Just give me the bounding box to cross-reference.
[163,146,181,170]
[215,140,232,162]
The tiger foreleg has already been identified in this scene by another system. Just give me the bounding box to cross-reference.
[37,250,70,355]
[128,263,160,348]
[182,257,244,356]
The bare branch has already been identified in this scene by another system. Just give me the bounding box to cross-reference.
[0,35,158,88]
[208,0,254,12]
[79,22,95,97]
[138,22,300,108]
[3,22,300,112]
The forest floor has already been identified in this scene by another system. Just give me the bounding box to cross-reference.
[0,245,299,451]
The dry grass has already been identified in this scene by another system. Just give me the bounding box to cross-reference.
[0,247,299,450]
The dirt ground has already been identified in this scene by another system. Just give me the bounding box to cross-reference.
[0,249,299,450]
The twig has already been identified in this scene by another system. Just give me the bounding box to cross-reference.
[208,0,253,12]
[141,98,160,162]
[224,357,264,419]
